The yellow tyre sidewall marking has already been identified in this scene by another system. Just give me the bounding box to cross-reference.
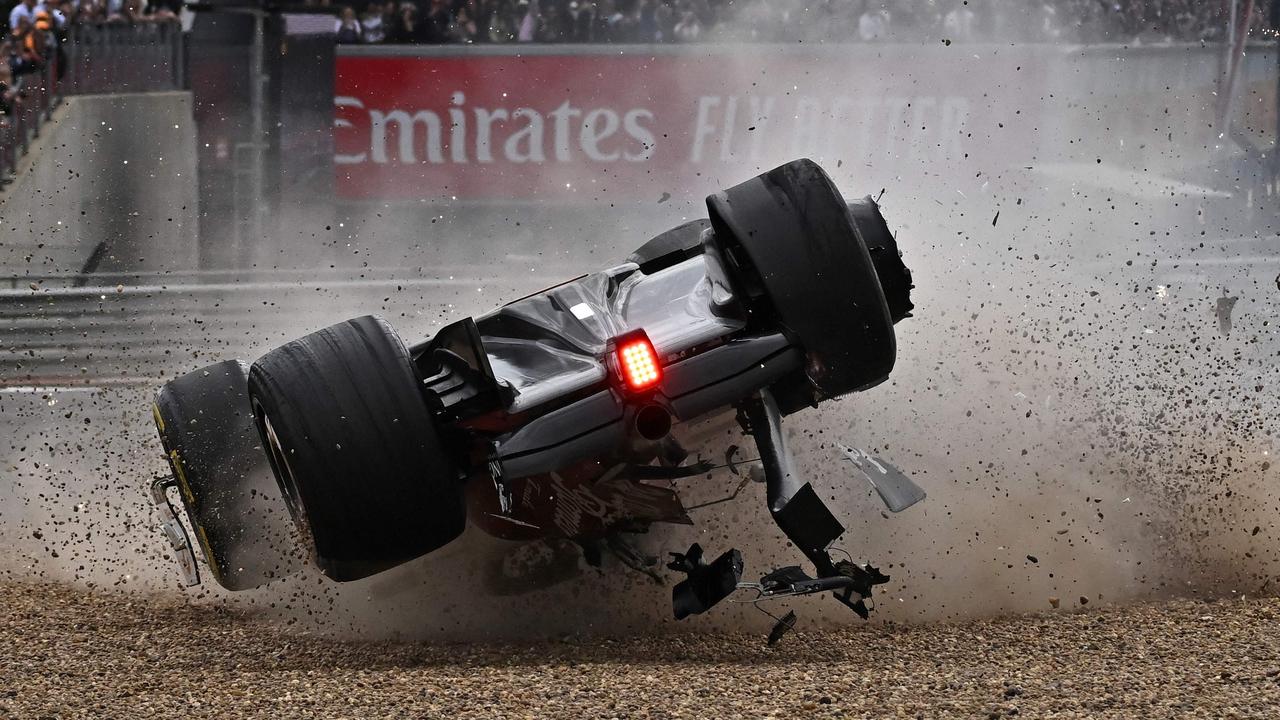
[155,403,224,581]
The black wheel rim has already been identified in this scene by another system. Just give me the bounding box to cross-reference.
[252,398,313,553]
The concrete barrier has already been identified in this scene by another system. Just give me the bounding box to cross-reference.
[0,91,198,277]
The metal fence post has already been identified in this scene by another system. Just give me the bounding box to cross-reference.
[44,60,56,121]
[1,125,11,181]
[32,82,42,139]
[17,103,28,156]
[67,26,77,94]
[175,24,186,90]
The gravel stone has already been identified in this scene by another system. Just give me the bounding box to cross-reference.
[3,582,1280,718]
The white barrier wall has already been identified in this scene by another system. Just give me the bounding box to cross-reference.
[0,91,199,277]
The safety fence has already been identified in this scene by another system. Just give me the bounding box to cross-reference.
[0,61,58,190]
[63,21,186,95]
[0,21,184,189]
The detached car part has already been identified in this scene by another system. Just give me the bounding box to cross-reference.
[148,158,920,634]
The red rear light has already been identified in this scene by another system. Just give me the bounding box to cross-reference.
[615,332,661,392]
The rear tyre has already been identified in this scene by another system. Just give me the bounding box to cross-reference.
[248,315,465,582]
[707,158,896,398]
[153,360,292,590]
[847,196,914,324]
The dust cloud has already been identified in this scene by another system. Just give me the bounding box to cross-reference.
[1,36,1277,642]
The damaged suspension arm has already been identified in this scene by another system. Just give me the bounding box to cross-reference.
[666,387,888,623]
[736,388,887,618]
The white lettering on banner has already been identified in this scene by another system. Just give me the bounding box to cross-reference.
[684,94,971,164]
[622,109,655,161]
[505,108,545,163]
[333,96,367,165]
[550,101,581,162]
[449,92,468,164]
[719,96,738,162]
[338,93,969,167]
[690,96,720,163]
[344,95,658,166]
[581,108,621,161]
[370,109,444,164]
[474,107,509,163]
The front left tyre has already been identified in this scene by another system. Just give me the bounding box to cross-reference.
[248,315,466,582]
[153,360,293,590]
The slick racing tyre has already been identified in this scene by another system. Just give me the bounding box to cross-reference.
[248,315,465,582]
[154,360,293,590]
[847,195,915,325]
[707,158,898,399]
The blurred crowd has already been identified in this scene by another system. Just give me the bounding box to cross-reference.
[2,0,177,120]
[2,0,57,120]
[326,0,1279,45]
[2,0,1276,117]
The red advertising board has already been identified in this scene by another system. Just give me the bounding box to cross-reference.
[333,45,1040,202]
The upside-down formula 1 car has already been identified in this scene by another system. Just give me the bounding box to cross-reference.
[149,158,923,638]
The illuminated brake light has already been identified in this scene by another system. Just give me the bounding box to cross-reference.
[615,333,661,392]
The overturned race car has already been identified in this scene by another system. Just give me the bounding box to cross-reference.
[149,158,922,639]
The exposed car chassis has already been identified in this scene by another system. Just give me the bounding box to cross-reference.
[148,159,923,640]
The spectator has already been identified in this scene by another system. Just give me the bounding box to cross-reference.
[30,9,52,43]
[451,2,479,41]
[487,0,517,41]
[345,0,1276,46]
[386,3,413,41]
[514,0,537,42]
[652,0,674,40]
[539,0,576,42]
[360,1,386,42]
[9,0,37,31]
[635,0,659,41]
[148,0,182,21]
[0,36,16,114]
[421,0,452,42]
[602,0,631,40]
[607,0,640,41]
[468,0,496,41]
[335,5,362,42]
[672,2,701,42]
[103,0,126,22]
[74,0,100,24]
[9,17,42,78]
[120,0,148,23]
[571,0,594,40]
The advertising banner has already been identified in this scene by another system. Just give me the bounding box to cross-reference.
[334,44,1269,203]
[333,45,1033,202]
